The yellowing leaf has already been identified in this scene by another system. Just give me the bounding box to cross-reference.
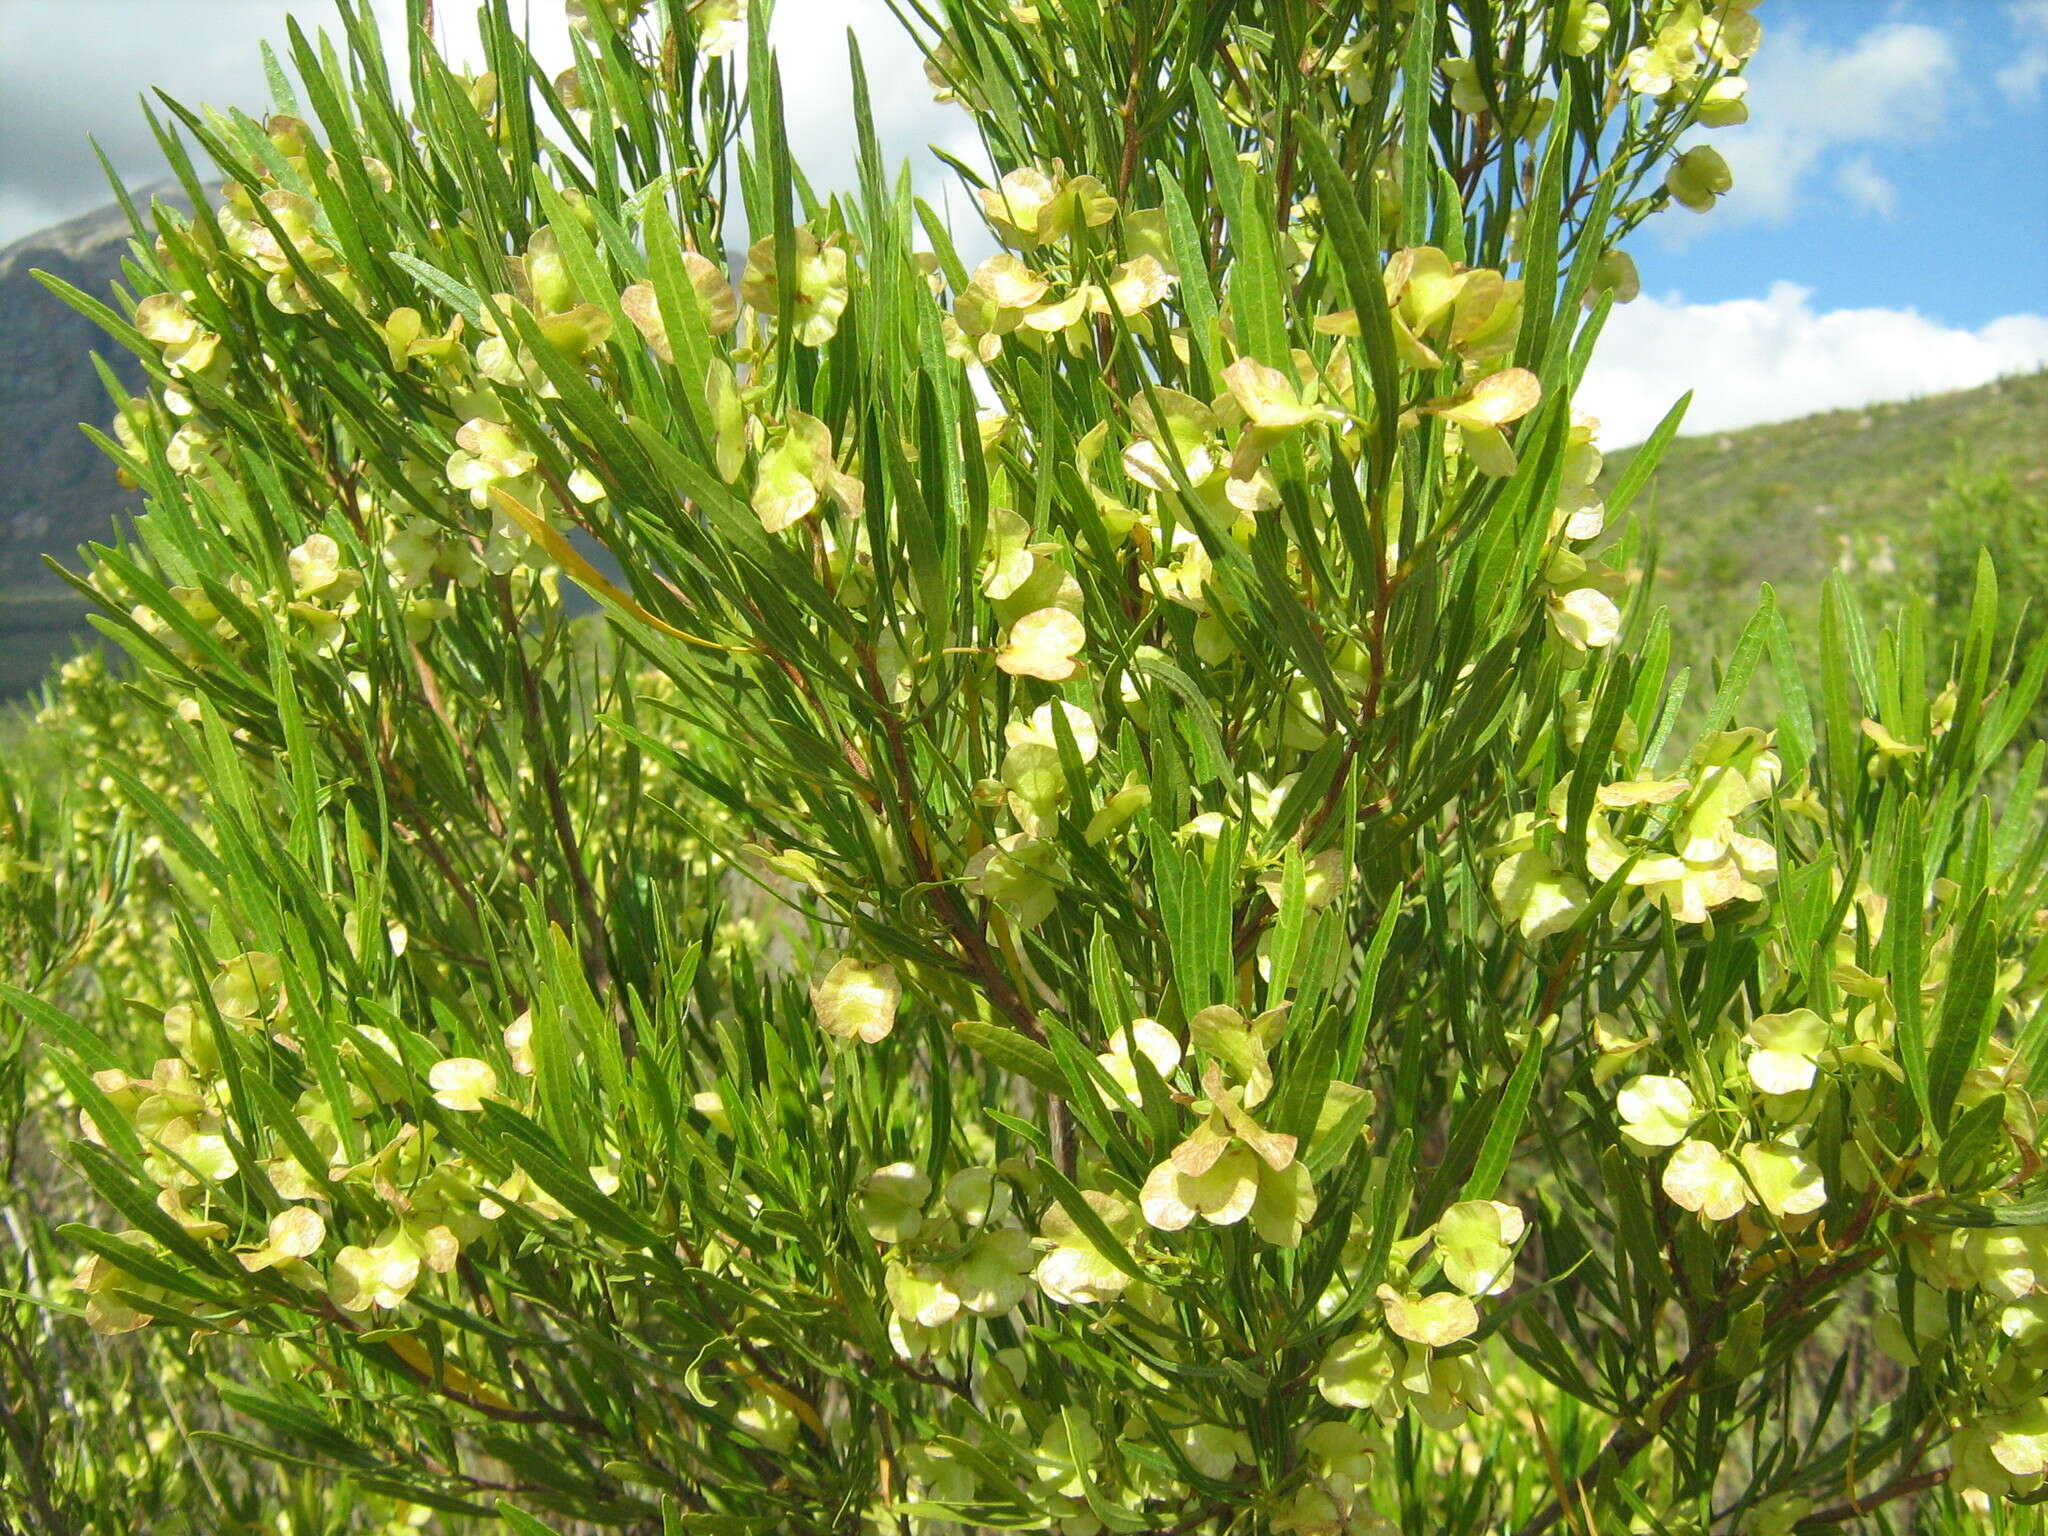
[812,956,901,1044]
[998,607,1085,681]
[1662,1139,1750,1221]
[1222,357,1332,430]
[1617,1074,1697,1152]
[1141,1142,1259,1230]
[972,253,1051,309]
[427,1057,497,1112]
[1432,368,1542,430]
[1378,1286,1479,1348]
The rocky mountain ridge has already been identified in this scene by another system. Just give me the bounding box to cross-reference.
[0,187,203,696]
[0,186,196,593]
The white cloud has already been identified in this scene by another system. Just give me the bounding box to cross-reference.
[1998,0,2048,102]
[762,2,982,216]
[1834,156,1897,220]
[385,2,978,232]
[0,0,972,249]
[370,1,571,74]
[0,0,358,246]
[1577,283,2048,446]
[1672,20,1955,230]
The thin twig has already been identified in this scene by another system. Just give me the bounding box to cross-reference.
[495,578,628,1053]
[1793,1468,1948,1529]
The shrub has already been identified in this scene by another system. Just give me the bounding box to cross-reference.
[9,1,2048,1532]
[1927,462,2048,693]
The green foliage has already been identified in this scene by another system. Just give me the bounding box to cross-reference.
[1602,369,2048,675]
[0,584,94,699]
[6,2,2048,1533]
[1921,460,2048,692]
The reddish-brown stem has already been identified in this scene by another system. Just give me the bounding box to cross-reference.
[1115,5,1163,198]
[1512,1206,1888,1536]
[409,639,516,855]
[857,654,1042,1041]
[1794,1469,1948,1529]
[494,579,625,1051]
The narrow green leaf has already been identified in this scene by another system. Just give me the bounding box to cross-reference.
[951,1019,1066,1099]
[1460,1027,1545,1202]
[1928,897,1999,1134]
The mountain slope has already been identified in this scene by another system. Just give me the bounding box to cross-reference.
[0,187,192,698]
[1602,369,2048,657]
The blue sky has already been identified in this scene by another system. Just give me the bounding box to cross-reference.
[5,0,2045,443]
[791,0,2048,443]
[1576,0,2048,439]
[1639,0,2048,329]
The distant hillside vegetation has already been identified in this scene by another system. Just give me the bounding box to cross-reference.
[1602,369,2048,663]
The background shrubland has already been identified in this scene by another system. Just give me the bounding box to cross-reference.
[1601,370,2048,691]
[4,3,2048,1535]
